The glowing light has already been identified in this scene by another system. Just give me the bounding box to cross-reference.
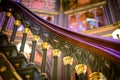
[17,43,31,54]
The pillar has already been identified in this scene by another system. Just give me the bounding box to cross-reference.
[1,11,12,32]
[52,49,61,80]
[41,42,49,73]
[111,0,120,21]
[89,72,106,80]
[93,10,99,28]
[0,12,5,28]
[75,64,87,80]
[107,0,116,23]
[10,20,21,43]
[57,12,64,27]
[63,14,68,28]
[29,35,39,63]
[63,56,73,80]
[19,28,30,53]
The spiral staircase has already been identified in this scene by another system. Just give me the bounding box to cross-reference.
[0,0,120,80]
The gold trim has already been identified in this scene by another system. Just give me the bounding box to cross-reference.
[28,62,34,65]
[30,9,58,15]
[0,66,6,72]
[14,20,21,27]
[41,42,49,50]
[60,0,63,12]
[40,73,48,78]
[52,49,61,57]
[89,72,106,80]
[0,52,23,80]
[32,35,40,41]
[6,52,10,56]
[25,75,30,80]
[13,71,23,80]
[101,33,112,37]
[82,24,120,35]
[6,12,12,17]
[15,63,20,68]
[24,28,30,34]
[64,1,106,14]
[82,25,112,33]
[75,64,87,75]
[63,56,73,65]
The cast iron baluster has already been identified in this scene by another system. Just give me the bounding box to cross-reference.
[52,49,61,80]
[1,9,12,32]
[19,28,30,53]
[29,35,39,63]
[41,42,49,73]
[75,64,87,80]
[10,20,20,43]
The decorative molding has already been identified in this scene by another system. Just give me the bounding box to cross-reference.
[64,1,106,14]
[30,9,58,15]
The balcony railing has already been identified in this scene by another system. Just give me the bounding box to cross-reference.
[0,0,120,80]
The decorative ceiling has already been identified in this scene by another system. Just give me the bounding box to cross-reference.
[62,0,105,11]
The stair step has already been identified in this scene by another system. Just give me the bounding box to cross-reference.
[8,53,28,69]
[0,44,18,58]
[17,65,40,80]
[0,32,41,80]
[0,52,23,80]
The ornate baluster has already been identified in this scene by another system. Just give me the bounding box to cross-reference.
[41,42,49,73]
[29,35,39,63]
[75,64,87,80]
[89,72,106,80]
[52,49,61,80]
[63,56,73,80]
[19,28,30,53]
[1,9,12,32]
[10,20,21,43]
[39,42,49,80]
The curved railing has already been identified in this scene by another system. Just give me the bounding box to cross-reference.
[0,0,120,79]
[4,0,120,63]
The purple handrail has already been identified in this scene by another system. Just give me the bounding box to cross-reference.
[1,0,120,64]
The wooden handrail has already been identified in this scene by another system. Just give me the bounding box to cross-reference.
[1,0,120,64]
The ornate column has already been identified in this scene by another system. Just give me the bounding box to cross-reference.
[29,35,39,63]
[0,12,5,28]
[107,0,116,23]
[1,10,12,32]
[41,42,49,73]
[58,12,64,27]
[52,49,61,80]
[102,5,110,25]
[75,14,81,31]
[19,28,30,53]
[28,0,32,8]
[89,72,106,80]
[68,16,71,30]
[75,64,87,80]
[55,0,60,11]
[10,20,21,43]
[64,14,68,28]
[93,10,99,28]
[111,0,120,21]
[63,56,73,80]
